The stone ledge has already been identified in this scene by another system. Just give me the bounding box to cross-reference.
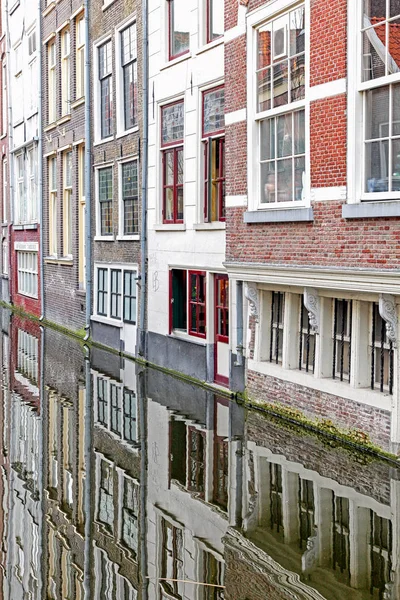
[343,201,400,219]
[244,207,314,224]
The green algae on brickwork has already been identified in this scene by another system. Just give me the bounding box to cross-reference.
[245,395,400,465]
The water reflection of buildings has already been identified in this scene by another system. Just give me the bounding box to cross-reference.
[146,371,243,600]
[91,350,141,599]
[7,315,41,599]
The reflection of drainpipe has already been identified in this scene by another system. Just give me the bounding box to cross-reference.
[84,0,92,340]
[137,368,148,599]
[38,0,44,319]
[138,0,149,356]
[83,345,92,598]
[5,0,14,304]
[37,325,45,598]
[235,281,244,366]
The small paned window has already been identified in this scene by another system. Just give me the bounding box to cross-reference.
[269,292,285,364]
[121,161,138,234]
[123,390,137,443]
[299,300,316,373]
[110,269,122,319]
[99,41,113,138]
[168,0,190,60]
[332,299,353,383]
[371,302,394,394]
[110,384,122,436]
[97,378,108,426]
[121,23,137,130]
[97,268,108,315]
[161,101,184,223]
[203,87,225,222]
[123,270,137,323]
[17,251,38,298]
[98,167,113,236]
[189,271,206,338]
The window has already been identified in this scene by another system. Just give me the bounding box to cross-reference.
[123,271,137,323]
[49,157,57,256]
[2,239,8,275]
[170,269,187,331]
[16,153,25,224]
[215,275,229,342]
[189,271,206,338]
[269,291,285,364]
[168,0,190,60]
[121,477,139,553]
[371,302,394,393]
[332,299,352,382]
[332,495,350,582]
[17,330,39,385]
[97,268,108,316]
[97,377,108,426]
[2,62,7,135]
[110,269,122,318]
[28,147,38,222]
[123,391,137,443]
[256,5,306,207]
[95,265,138,323]
[17,251,38,298]
[2,159,7,223]
[78,145,86,289]
[99,41,113,138]
[121,23,137,130]
[202,551,225,600]
[28,57,37,115]
[98,458,114,532]
[206,0,224,44]
[299,300,315,373]
[369,511,393,596]
[48,41,56,123]
[61,30,71,115]
[187,428,206,497]
[202,87,225,222]
[63,151,72,256]
[121,161,138,235]
[98,167,113,236]
[76,14,85,99]
[160,519,184,599]
[110,383,122,435]
[161,101,184,223]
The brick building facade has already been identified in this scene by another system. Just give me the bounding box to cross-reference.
[41,0,87,330]
[225,0,400,452]
[0,1,10,306]
[90,0,143,355]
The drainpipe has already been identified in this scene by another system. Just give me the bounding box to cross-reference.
[137,368,148,599]
[235,281,244,366]
[84,0,92,338]
[4,0,14,303]
[37,325,45,598]
[138,0,148,357]
[38,0,44,319]
[83,345,92,599]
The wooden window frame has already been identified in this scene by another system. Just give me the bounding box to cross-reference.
[75,14,85,99]
[202,86,225,222]
[206,0,223,44]
[188,270,207,339]
[161,100,184,223]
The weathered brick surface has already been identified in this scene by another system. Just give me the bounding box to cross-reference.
[225,36,247,114]
[247,369,392,451]
[225,121,247,196]
[309,0,347,86]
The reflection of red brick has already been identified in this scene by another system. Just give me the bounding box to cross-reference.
[371,17,400,67]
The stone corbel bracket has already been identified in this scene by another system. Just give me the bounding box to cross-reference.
[244,283,259,322]
[379,294,398,347]
[304,287,320,333]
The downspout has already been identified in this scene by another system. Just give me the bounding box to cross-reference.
[83,346,92,599]
[4,0,14,302]
[38,0,44,319]
[235,281,243,366]
[138,0,148,357]
[37,326,45,598]
[138,368,148,599]
[84,0,92,339]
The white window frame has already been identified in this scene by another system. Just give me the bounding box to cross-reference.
[17,251,38,299]
[2,158,7,223]
[48,40,57,124]
[2,62,7,136]
[93,262,138,326]
[247,0,310,212]
[27,146,37,223]
[61,29,71,116]
[75,13,85,100]
[15,152,25,224]
[48,155,58,257]
[115,16,138,138]
[63,150,73,257]
[117,156,140,240]
[93,35,113,144]
[2,239,8,275]
[95,163,114,239]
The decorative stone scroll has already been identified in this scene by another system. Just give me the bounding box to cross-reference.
[244,283,259,322]
[383,581,395,600]
[304,287,320,333]
[379,294,398,347]
[301,528,319,576]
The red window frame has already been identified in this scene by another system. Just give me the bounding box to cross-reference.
[188,270,206,339]
[161,101,184,224]
[168,0,190,61]
[215,274,229,344]
[202,86,225,222]
[206,0,223,45]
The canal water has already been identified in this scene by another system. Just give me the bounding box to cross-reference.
[0,309,399,599]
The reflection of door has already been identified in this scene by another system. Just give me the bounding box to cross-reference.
[214,275,229,386]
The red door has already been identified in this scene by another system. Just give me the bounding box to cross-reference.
[214,275,229,386]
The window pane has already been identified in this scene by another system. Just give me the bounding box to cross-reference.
[161,102,184,145]
[99,41,112,78]
[99,168,112,200]
[261,163,276,203]
[277,113,292,158]
[121,24,136,65]
[170,0,190,57]
[203,88,225,136]
[362,26,386,81]
[209,0,223,40]
[365,86,389,140]
[260,118,275,160]
[365,140,389,191]
[277,158,293,202]
[390,0,400,18]
[273,61,288,107]
[289,7,305,56]
[257,68,271,112]
[165,152,174,185]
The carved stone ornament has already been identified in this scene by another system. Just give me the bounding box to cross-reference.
[244,283,259,322]
[379,294,398,347]
[304,287,320,333]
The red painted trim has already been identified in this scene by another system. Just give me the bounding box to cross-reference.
[168,0,190,61]
[214,274,229,387]
[169,268,173,334]
[162,147,184,223]
[188,270,206,339]
[161,100,184,148]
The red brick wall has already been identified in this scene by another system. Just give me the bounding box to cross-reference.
[310,0,347,86]
[225,36,247,113]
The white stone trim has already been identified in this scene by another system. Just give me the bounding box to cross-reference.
[248,359,392,413]
[310,186,347,202]
[225,263,400,295]
[225,108,246,126]
[225,194,247,208]
[309,78,346,102]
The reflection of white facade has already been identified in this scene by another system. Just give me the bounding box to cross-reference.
[242,442,400,600]
[146,395,232,599]
[8,394,40,599]
[93,545,137,600]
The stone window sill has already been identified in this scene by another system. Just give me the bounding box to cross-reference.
[342,201,400,219]
[244,207,314,224]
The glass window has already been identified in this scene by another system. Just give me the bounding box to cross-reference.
[123,270,137,323]
[110,384,122,436]
[48,41,57,122]
[121,23,137,130]
[76,14,85,99]
[122,161,138,234]
[97,268,108,316]
[99,41,113,138]
[63,151,72,256]
[61,30,70,115]
[207,0,224,43]
[17,252,38,298]
[98,167,113,236]
[332,299,352,383]
[123,390,137,443]
[110,269,122,319]
[98,459,114,532]
[168,0,190,60]
[189,272,206,338]
[161,101,184,223]
[49,157,57,256]
[97,377,108,426]
[203,88,225,222]
[121,477,139,552]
